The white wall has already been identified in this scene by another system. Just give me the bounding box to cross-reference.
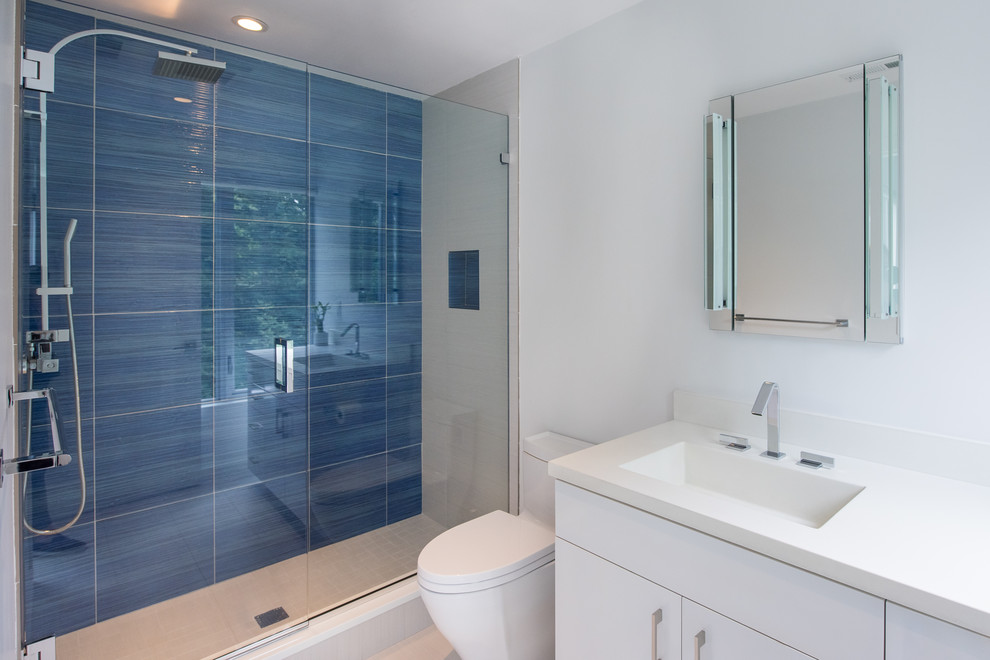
[519,0,990,444]
[1,0,20,656]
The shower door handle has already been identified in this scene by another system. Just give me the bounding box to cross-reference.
[274,338,294,393]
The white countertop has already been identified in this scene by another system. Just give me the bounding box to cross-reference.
[549,419,990,638]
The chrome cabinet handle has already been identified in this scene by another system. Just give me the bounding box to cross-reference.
[651,608,663,660]
[694,630,707,660]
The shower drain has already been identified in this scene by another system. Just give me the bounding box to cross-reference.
[254,606,289,629]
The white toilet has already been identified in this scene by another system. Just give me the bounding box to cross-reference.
[417,431,591,660]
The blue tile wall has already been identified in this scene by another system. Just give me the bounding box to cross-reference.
[310,454,387,548]
[22,524,96,643]
[21,99,94,211]
[95,110,213,216]
[215,473,308,581]
[95,406,213,519]
[95,496,214,620]
[94,311,213,416]
[387,95,423,160]
[311,74,386,152]
[310,143,387,226]
[310,379,388,469]
[387,445,423,523]
[216,50,307,140]
[20,1,423,642]
[94,212,212,313]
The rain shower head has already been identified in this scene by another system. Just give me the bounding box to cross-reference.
[153,52,226,83]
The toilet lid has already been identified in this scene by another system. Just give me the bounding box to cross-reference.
[417,510,554,589]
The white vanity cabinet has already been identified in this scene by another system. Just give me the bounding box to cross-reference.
[681,599,812,660]
[885,603,990,659]
[556,538,812,660]
[555,481,885,660]
[556,538,681,659]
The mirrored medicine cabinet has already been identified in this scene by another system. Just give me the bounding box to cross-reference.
[705,55,902,343]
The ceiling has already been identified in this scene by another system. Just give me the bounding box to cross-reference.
[65,0,643,94]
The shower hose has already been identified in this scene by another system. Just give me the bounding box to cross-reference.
[23,265,86,536]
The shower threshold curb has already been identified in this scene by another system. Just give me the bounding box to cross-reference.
[222,577,427,660]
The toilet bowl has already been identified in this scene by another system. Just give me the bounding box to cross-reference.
[417,432,591,660]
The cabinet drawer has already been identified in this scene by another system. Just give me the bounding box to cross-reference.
[556,482,883,660]
[886,603,990,659]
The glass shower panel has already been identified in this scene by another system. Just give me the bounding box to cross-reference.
[17,1,510,656]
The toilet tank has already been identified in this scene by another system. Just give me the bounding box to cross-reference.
[521,431,593,528]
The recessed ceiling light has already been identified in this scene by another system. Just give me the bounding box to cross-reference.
[233,15,268,32]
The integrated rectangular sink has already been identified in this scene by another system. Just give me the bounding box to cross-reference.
[621,442,864,528]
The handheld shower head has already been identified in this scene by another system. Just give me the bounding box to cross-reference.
[153,52,226,83]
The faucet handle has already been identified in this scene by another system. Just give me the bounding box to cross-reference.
[718,433,750,451]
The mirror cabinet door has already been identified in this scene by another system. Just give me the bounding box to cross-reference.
[704,56,902,344]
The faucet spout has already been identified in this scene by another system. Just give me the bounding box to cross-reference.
[751,381,784,460]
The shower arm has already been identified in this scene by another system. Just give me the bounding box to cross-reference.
[21,29,196,330]
[21,29,198,93]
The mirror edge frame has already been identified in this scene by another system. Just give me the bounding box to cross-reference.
[865,54,904,345]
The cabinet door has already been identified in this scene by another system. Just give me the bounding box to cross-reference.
[681,599,812,660]
[886,603,990,659]
[556,538,681,660]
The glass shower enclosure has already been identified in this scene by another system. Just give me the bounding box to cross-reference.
[13,1,509,657]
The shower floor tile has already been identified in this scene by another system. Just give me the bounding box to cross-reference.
[55,514,447,660]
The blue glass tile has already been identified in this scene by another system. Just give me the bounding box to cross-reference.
[216,50,307,140]
[95,20,213,124]
[387,445,422,523]
[388,230,421,303]
[310,74,386,152]
[310,454,386,548]
[213,306,307,399]
[308,304,386,387]
[215,473,308,581]
[215,219,307,310]
[21,99,94,211]
[214,391,307,490]
[95,406,212,519]
[22,523,96,642]
[386,374,421,451]
[23,418,94,529]
[387,156,422,231]
[20,313,95,423]
[24,2,95,105]
[310,143,386,226]
[386,303,422,377]
[95,496,213,620]
[94,212,212,313]
[95,110,213,216]
[19,208,94,318]
[309,379,387,469]
[387,94,422,159]
[215,128,308,223]
[94,311,212,416]
[310,224,384,305]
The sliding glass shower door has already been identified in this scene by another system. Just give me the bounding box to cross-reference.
[15,2,509,658]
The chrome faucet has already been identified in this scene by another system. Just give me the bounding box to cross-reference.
[751,381,784,460]
[340,322,361,356]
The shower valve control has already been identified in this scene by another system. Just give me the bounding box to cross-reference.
[23,330,70,374]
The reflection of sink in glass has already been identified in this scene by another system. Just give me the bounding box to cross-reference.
[305,351,369,372]
[621,442,864,528]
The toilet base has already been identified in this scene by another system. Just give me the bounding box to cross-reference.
[419,560,555,660]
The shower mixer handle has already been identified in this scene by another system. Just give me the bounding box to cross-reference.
[3,387,72,486]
